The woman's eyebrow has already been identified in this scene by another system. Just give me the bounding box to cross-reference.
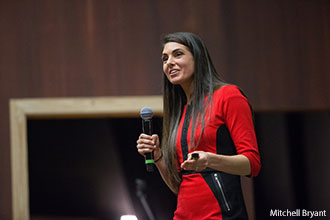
[172,48,182,53]
[162,48,182,56]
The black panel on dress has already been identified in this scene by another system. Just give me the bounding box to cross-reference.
[216,124,237,155]
[180,105,192,161]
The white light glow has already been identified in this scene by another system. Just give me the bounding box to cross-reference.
[120,215,138,220]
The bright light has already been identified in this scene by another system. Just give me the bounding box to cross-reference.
[120,215,138,220]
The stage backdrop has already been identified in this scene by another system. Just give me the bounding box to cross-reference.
[1,0,329,219]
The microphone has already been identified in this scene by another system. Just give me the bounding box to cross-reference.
[140,107,154,172]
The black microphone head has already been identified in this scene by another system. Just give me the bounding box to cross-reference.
[140,107,153,120]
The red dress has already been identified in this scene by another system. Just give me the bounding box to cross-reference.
[173,85,261,220]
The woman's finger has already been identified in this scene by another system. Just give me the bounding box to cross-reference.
[136,138,155,146]
[181,159,197,170]
[137,143,155,150]
[139,133,153,140]
[137,147,153,154]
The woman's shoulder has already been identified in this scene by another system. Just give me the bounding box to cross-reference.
[213,84,243,98]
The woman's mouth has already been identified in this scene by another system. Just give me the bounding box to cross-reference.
[169,69,179,75]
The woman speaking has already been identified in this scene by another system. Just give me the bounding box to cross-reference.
[136,32,261,220]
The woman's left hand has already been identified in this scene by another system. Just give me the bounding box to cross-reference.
[181,151,209,172]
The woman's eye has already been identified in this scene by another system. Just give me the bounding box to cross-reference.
[175,51,183,57]
[162,56,168,62]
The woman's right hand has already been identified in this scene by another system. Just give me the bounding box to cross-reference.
[136,133,161,160]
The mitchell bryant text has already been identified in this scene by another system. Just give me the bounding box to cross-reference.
[270,209,327,218]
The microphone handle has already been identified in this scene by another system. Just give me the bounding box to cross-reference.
[142,119,154,172]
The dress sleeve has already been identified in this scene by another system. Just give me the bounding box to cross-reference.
[221,87,261,177]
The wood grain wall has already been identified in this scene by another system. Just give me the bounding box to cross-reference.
[1,0,329,219]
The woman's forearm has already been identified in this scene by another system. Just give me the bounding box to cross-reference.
[207,153,251,176]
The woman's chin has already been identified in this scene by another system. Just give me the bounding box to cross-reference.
[168,77,183,85]
[170,81,182,86]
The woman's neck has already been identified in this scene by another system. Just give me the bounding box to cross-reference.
[181,81,194,105]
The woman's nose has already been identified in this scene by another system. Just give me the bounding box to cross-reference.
[167,56,175,66]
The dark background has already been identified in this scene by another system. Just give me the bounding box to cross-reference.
[28,117,173,220]
[1,0,329,219]
[26,112,330,220]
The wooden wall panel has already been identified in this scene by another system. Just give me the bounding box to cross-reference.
[1,0,329,104]
[214,1,330,111]
[1,0,330,219]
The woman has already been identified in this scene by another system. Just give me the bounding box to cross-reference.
[136,32,261,220]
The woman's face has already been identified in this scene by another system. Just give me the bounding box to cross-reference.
[162,42,195,88]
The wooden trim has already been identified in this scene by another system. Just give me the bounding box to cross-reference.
[9,96,163,220]
[10,100,29,220]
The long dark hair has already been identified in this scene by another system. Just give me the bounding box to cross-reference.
[161,32,226,192]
